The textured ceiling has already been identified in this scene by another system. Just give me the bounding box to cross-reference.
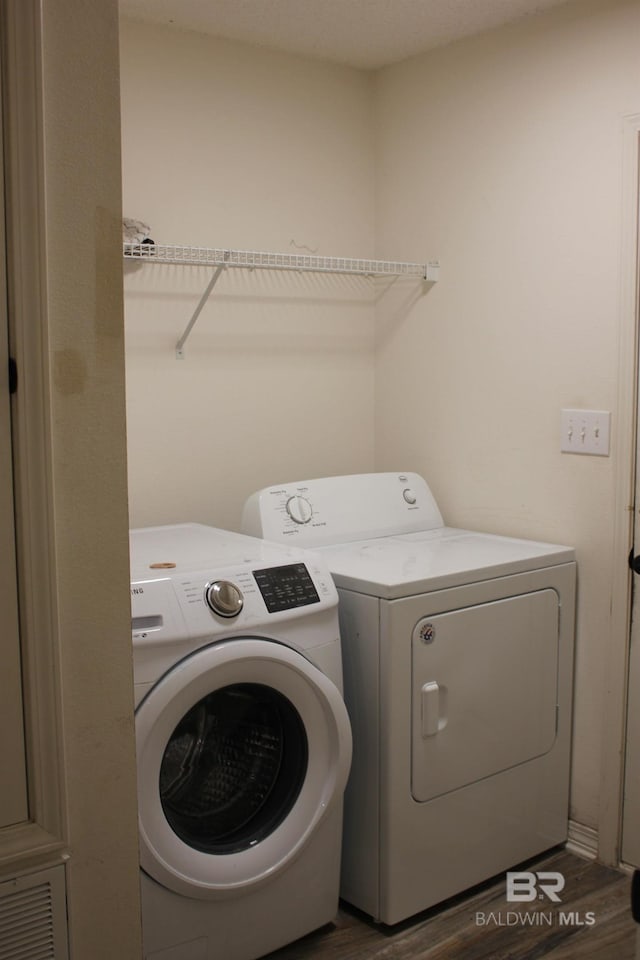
[119,0,575,70]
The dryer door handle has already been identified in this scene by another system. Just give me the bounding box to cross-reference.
[421,681,441,737]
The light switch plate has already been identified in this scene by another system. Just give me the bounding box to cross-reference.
[560,409,611,456]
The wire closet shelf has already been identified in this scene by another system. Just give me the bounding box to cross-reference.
[123,243,440,357]
[123,242,437,278]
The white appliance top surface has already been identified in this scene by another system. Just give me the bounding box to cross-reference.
[315,527,575,598]
[129,521,318,581]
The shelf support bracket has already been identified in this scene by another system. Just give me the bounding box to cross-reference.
[175,254,229,359]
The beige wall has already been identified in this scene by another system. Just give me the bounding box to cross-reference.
[120,0,640,838]
[374,0,640,829]
[41,1,141,955]
[120,21,376,531]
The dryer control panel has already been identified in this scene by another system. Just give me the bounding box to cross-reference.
[242,472,445,547]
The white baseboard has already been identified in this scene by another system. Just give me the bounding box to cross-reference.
[566,820,598,860]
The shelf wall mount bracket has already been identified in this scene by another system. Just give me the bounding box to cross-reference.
[175,254,230,359]
[424,260,440,282]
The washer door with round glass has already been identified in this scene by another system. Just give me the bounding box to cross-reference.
[136,637,352,899]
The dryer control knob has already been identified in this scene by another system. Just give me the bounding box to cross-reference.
[205,580,244,618]
[403,488,417,505]
[286,495,313,524]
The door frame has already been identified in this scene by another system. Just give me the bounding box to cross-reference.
[0,0,66,871]
[599,113,640,866]
[0,20,28,830]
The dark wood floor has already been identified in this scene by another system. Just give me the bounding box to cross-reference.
[265,849,637,960]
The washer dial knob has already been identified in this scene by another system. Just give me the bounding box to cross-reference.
[286,495,313,524]
[205,580,244,618]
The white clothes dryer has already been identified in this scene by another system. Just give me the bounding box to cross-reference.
[130,523,352,960]
[242,472,576,925]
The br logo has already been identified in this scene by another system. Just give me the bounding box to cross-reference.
[506,871,565,903]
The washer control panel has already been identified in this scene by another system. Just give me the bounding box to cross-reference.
[169,554,335,636]
[253,562,320,613]
[129,524,339,666]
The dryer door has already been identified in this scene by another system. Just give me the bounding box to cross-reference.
[136,638,351,899]
[411,590,559,801]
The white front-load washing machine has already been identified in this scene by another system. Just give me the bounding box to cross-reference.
[242,472,576,925]
[130,523,352,960]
